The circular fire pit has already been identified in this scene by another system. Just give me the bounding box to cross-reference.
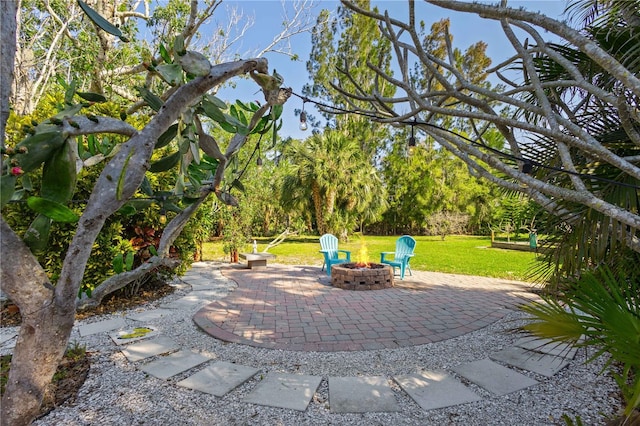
[331,263,394,290]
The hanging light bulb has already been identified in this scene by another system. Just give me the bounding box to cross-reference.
[299,111,308,131]
[408,120,416,154]
[256,141,263,169]
[299,100,308,131]
[159,208,167,224]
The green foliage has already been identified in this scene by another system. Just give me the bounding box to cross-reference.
[0,175,17,209]
[64,341,87,362]
[1,118,205,297]
[215,203,251,256]
[2,70,232,295]
[173,201,216,267]
[77,0,129,42]
[11,131,66,173]
[516,0,640,288]
[281,129,386,238]
[26,197,78,223]
[379,132,505,235]
[561,414,584,426]
[491,194,538,239]
[522,267,640,419]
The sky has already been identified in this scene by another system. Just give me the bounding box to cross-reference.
[213,1,569,140]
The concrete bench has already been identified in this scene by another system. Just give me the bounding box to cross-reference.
[239,252,276,269]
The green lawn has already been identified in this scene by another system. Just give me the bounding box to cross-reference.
[201,235,547,282]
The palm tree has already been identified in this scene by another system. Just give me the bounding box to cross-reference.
[281,129,386,237]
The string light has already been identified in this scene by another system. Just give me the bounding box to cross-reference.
[299,100,308,131]
[408,118,416,154]
[256,141,263,170]
[289,91,640,190]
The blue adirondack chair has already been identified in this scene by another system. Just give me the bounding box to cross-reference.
[319,234,351,276]
[380,235,416,280]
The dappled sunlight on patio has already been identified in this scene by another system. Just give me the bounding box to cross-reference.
[192,263,540,352]
[270,281,327,297]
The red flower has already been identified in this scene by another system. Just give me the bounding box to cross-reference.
[10,167,23,176]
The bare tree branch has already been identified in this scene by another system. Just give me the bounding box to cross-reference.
[338,0,640,253]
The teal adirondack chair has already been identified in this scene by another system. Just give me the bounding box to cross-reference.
[319,234,351,276]
[380,235,416,280]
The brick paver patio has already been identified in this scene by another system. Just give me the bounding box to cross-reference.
[193,264,538,351]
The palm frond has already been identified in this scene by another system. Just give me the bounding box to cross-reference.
[522,266,640,416]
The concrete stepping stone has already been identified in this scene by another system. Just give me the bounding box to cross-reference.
[109,326,160,346]
[186,289,227,300]
[191,282,227,291]
[127,309,174,322]
[160,295,205,310]
[177,361,260,397]
[78,317,127,337]
[121,336,180,362]
[490,347,569,378]
[140,350,209,380]
[394,370,482,410]
[243,372,322,411]
[185,262,213,271]
[515,336,578,359]
[328,376,400,413]
[452,358,538,396]
[185,278,220,288]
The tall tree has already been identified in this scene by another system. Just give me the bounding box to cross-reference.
[375,18,501,235]
[12,0,318,114]
[281,129,385,238]
[380,130,500,235]
[304,0,395,158]
[337,0,640,257]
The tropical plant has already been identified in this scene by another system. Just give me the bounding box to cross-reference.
[281,128,386,238]
[522,267,640,422]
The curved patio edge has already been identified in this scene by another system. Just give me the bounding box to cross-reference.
[193,264,538,352]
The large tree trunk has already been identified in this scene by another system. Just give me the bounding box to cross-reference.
[0,221,76,426]
[2,308,74,426]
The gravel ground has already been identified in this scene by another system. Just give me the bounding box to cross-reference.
[3,267,623,425]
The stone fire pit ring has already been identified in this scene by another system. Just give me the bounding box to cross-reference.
[331,263,394,290]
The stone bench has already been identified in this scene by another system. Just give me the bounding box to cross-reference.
[238,252,276,269]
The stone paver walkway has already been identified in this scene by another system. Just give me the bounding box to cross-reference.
[0,261,583,416]
[193,264,538,351]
